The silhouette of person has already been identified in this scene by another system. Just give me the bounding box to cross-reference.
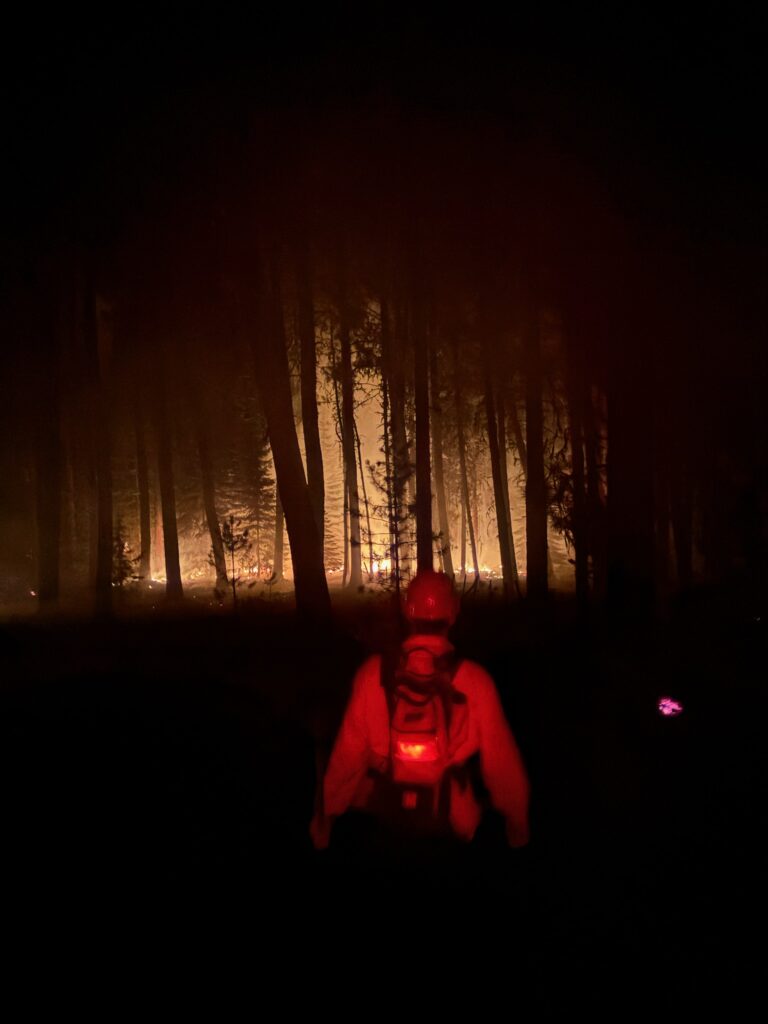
[310,570,530,852]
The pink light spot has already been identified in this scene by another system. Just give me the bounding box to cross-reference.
[658,696,684,717]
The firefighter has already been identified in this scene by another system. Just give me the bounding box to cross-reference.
[310,569,530,851]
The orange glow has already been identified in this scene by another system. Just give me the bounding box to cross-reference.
[396,738,439,761]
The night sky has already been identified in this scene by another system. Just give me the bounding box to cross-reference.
[3,9,765,235]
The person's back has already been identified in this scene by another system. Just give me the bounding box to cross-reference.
[310,570,530,852]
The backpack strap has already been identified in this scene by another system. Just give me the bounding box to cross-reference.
[379,647,400,722]
[379,645,465,735]
[440,654,465,732]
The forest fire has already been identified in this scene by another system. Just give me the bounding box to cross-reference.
[0,4,761,624]
[0,14,764,1000]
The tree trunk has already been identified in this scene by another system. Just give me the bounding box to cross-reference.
[35,298,62,605]
[501,385,528,593]
[342,474,350,586]
[153,359,183,601]
[524,304,549,601]
[452,340,480,579]
[329,339,348,584]
[188,385,227,588]
[134,395,152,583]
[381,297,409,589]
[256,516,261,576]
[584,388,608,597]
[338,264,362,588]
[508,380,561,584]
[382,375,398,582]
[249,255,331,620]
[429,343,454,577]
[566,339,589,605]
[414,308,432,571]
[496,388,516,557]
[471,463,483,577]
[296,241,325,560]
[63,423,78,581]
[507,389,528,476]
[88,289,113,614]
[273,485,285,582]
[405,386,417,554]
[460,496,467,576]
[152,488,164,581]
[354,418,374,578]
[484,350,518,598]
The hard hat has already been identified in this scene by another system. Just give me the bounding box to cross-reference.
[403,570,459,624]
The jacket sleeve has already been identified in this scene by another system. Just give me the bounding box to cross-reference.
[474,667,530,844]
[322,655,380,819]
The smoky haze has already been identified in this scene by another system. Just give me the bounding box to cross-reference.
[0,11,765,616]
[0,13,766,994]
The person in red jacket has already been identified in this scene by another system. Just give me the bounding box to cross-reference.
[310,570,530,851]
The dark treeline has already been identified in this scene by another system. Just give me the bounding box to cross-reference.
[1,15,765,620]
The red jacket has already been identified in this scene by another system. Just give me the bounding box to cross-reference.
[321,634,530,844]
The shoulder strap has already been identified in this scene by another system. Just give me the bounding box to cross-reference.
[439,655,464,731]
[381,645,466,728]
[379,647,399,720]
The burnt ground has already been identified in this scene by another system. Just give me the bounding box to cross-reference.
[0,590,765,1004]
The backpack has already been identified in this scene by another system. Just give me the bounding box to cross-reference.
[370,643,468,833]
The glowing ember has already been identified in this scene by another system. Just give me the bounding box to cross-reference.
[658,696,684,717]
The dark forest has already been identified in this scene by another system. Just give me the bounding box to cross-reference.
[1,7,765,1002]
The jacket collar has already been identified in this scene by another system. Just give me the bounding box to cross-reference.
[402,633,455,657]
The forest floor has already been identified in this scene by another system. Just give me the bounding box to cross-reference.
[0,553,577,621]
[0,587,764,1003]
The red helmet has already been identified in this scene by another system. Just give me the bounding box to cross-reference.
[403,570,459,624]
